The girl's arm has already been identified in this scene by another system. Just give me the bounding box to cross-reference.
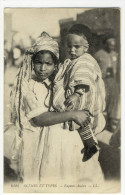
[31,110,90,127]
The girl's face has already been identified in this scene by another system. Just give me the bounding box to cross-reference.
[67,34,87,60]
[33,52,55,81]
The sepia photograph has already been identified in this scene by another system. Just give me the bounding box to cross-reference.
[3,6,122,193]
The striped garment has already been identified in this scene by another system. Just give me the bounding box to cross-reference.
[52,53,106,131]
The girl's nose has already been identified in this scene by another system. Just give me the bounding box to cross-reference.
[40,64,46,71]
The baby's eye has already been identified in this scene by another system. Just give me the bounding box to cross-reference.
[75,45,80,49]
[68,45,72,49]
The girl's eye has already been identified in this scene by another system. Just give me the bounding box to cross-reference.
[34,62,53,66]
[34,60,41,64]
[46,62,52,66]
[35,63,41,66]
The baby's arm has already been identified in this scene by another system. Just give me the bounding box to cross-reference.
[64,84,89,111]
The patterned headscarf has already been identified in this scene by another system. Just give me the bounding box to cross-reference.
[27,32,59,59]
[10,32,59,136]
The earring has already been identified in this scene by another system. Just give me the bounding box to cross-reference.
[32,64,35,70]
[31,61,35,70]
[54,65,57,71]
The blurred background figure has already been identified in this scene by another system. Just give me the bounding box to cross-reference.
[94,34,120,133]
[94,35,118,80]
[4,30,33,124]
[4,31,32,85]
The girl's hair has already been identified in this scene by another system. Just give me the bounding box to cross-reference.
[32,50,58,65]
[68,24,92,43]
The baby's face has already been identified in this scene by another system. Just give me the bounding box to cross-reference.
[67,34,86,60]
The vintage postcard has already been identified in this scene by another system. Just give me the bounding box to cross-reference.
[1,1,125,194]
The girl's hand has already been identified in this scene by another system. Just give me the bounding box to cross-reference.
[72,110,91,127]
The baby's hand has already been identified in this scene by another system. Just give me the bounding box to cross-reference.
[72,110,91,127]
[64,93,80,111]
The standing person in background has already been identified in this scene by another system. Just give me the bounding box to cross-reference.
[94,34,120,132]
[94,35,118,79]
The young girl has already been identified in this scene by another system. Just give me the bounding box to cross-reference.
[7,32,89,182]
[52,24,106,162]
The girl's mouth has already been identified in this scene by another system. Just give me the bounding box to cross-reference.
[38,73,47,76]
[37,73,47,80]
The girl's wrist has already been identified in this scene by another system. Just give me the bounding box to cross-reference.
[69,110,77,121]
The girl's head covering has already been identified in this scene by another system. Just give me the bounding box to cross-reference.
[10,32,59,132]
[68,24,92,52]
[27,31,59,59]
